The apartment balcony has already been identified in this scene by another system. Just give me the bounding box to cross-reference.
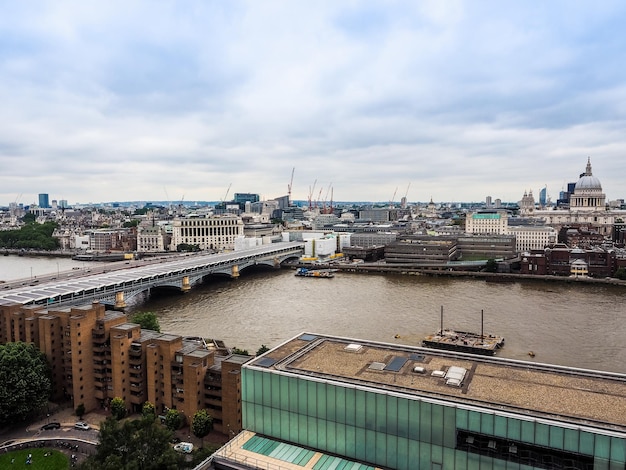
[205,397,222,408]
[204,388,222,399]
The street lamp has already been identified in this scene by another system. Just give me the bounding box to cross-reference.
[30,266,33,279]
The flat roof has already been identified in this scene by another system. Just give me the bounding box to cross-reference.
[247,333,626,434]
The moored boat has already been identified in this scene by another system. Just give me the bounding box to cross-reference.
[295,267,335,278]
[422,307,504,356]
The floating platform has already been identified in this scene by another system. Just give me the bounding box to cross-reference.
[423,329,505,356]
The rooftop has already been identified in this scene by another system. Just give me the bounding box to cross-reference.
[247,333,626,434]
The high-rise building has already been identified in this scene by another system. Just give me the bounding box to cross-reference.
[539,186,547,207]
[38,193,50,208]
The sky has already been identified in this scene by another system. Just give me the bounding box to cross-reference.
[1,1,626,206]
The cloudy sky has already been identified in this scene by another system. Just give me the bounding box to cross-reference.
[1,1,625,206]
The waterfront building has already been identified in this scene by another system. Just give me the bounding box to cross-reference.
[170,214,244,251]
[213,333,626,470]
[385,235,459,265]
[0,301,250,434]
[456,234,517,260]
[520,244,624,277]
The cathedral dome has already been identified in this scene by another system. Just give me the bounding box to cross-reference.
[574,159,602,191]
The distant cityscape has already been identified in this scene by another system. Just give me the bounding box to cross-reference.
[2,158,625,278]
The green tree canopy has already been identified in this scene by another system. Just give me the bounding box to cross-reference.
[164,408,183,431]
[130,312,161,332]
[110,397,126,420]
[80,416,180,470]
[142,401,156,420]
[76,403,86,419]
[256,344,270,356]
[191,409,213,444]
[0,221,59,250]
[0,342,51,425]
[614,267,626,280]
[484,259,498,273]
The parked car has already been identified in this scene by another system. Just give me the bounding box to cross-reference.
[174,442,194,453]
[41,422,61,431]
[74,421,90,431]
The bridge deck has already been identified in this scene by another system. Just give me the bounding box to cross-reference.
[0,242,303,308]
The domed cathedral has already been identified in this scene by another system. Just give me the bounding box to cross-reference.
[533,159,625,238]
[569,157,606,211]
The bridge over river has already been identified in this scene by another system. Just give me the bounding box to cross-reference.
[0,242,304,309]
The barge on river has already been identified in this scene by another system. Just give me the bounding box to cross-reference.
[422,307,504,356]
[295,267,335,278]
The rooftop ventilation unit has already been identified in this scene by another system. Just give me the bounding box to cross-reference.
[344,343,363,353]
[369,362,386,371]
[445,366,467,387]
[413,366,426,374]
[431,370,446,378]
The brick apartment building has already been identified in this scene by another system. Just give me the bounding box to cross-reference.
[0,301,249,433]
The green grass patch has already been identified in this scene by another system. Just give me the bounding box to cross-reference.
[0,448,69,469]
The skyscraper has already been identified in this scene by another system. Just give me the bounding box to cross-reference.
[38,193,49,208]
[539,186,547,207]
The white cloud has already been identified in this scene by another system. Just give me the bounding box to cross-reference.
[1,1,625,205]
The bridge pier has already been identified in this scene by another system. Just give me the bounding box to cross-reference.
[231,265,240,278]
[115,291,126,310]
[181,276,191,292]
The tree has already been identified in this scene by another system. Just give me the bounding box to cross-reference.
[615,267,626,280]
[110,397,126,420]
[232,347,249,356]
[76,403,86,420]
[164,408,183,431]
[142,402,156,420]
[80,416,180,470]
[130,312,161,332]
[484,259,498,273]
[256,344,270,356]
[191,409,213,445]
[0,342,51,425]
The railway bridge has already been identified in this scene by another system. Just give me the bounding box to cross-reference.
[0,242,304,309]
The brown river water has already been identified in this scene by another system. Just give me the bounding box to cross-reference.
[2,256,624,373]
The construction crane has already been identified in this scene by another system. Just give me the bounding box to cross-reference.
[322,182,333,213]
[287,167,295,206]
[402,182,411,209]
[308,179,317,210]
[222,183,232,203]
[389,187,398,209]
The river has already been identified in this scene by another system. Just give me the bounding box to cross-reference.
[2,256,625,374]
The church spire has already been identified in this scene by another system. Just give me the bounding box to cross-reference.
[585,157,592,176]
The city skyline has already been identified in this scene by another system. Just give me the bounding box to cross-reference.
[1,2,626,206]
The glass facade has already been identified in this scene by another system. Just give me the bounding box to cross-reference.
[242,368,626,470]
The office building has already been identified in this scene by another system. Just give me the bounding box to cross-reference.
[211,333,626,469]
[38,193,50,209]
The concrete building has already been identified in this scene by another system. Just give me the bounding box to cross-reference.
[211,333,626,470]
[170,214,244,251]
[508,225,558,252]
[385,235,459,265]
[465,211,509,235]
[0,301,251,434]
